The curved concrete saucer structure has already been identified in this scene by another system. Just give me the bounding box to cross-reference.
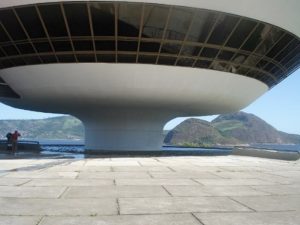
[0,0,300,151]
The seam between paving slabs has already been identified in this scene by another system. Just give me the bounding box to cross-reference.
[190,178,205,185]
[16,179,32,186]
[161,185,173,197]
[191,213,205,225]
[116,198,121,215]
[35,216,45,225]
[57,187,70,199]
[228,196,257,212]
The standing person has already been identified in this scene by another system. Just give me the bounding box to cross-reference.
[6,132,12,150]
[11,130,21,151]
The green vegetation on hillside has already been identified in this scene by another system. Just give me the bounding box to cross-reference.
[213,120,244,132]
[0,116,84,139]
[1,112,299,146]
[165,112,300,146]
[164,118,240,147]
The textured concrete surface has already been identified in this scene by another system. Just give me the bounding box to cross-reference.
[0,155,299,224]
[195,212,300,225]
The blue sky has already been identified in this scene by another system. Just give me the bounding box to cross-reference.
[0,69,299,134]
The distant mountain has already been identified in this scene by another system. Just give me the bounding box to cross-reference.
[164,118,239,147]
[0,116,84,139]
[1,112,299,145]
[165,112,300,146]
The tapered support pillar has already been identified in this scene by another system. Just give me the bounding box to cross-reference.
[78,109,173,151]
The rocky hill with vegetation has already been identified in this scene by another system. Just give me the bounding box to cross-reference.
[165,112,300,146]
[164,118,239,146]
[0,116,84,139]
[1,112,299,146]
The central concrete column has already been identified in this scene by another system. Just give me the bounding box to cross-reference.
[77,108,174,151]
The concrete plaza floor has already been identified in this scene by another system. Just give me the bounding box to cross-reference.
[0,155,299,225]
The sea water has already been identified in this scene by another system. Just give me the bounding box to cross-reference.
[36,139,300,159]
[37,139,232,158]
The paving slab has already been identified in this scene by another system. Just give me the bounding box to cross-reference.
[119,196,252,214]
[149,171,220,179]
[164,185,270,197]
[218,166,272,172]
[80,166,112,172]
[45,166,85,172]
[77,172,150,179]
[116,178,198,186]
[194,212,300,225]
[85,161,140,166]
[232,195,300,211]
[112,166,171,172]
[167,165,206,172]
[23,178,114,186]
[251,184,300,195]
[64,186,170,198]
[180,166,225,172]
[0,186,66,198]
[110,158,145,161]
[195,178,277,186]
[0,198,117,216]
[138,162,165,166]
[247,175,295,185]
[111,158,156,162]
[211,171,283,179]
[4,171,78,179]
[0,162,34,171]
[66,161,86,166]
[0,178,31,186]
[40,214,201,225]
[0,216,42,225]
[266,171,300,178]
[211,171,297,185]
[1,161,68,172]
[46,165,111,172]
[44,214,201,225]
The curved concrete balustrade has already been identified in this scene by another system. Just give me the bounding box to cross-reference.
[233,147,300,161]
